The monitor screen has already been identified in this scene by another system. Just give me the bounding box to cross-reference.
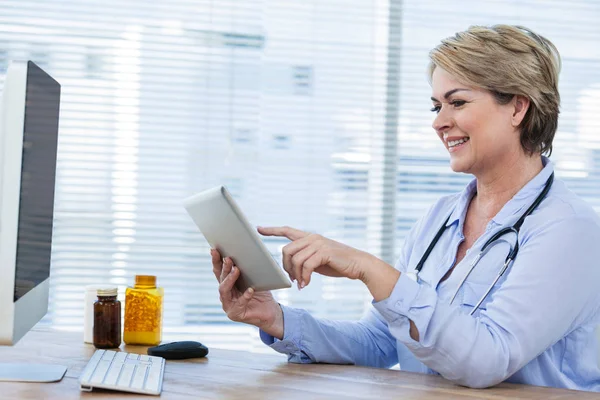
[13,61,60,302]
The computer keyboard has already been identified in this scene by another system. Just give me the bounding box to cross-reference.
[79,349,165,395]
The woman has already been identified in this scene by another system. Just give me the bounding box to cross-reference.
[211,25,600,391]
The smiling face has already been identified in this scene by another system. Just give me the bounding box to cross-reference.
[430,67,526,177]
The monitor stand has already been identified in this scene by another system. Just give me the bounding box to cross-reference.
[0,363,67,382]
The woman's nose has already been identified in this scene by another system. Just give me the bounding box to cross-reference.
[432,108,452,134]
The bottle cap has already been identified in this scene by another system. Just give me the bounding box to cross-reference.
[135,275,156,287]
[86,284,115,293]
[97,287,118,297]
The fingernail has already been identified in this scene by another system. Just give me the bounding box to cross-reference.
[300,281,305,289]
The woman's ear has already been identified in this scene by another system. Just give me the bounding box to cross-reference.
[511,95,530,127]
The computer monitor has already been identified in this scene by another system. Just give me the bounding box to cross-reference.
[0,60,66,382]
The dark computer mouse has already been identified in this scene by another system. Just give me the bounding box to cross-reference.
[147,341,209,360]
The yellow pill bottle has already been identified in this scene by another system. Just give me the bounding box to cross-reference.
[123,275,164,346]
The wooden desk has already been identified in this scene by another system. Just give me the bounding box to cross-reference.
[0,328,598,399]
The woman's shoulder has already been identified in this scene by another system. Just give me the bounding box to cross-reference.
[545,178,600,222]
[524,177,600,235]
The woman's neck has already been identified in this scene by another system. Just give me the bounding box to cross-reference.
[473,153,544,220]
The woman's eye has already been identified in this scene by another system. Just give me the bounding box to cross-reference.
[430,100,466,113]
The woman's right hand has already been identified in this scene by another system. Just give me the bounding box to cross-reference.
[211,249,284,339]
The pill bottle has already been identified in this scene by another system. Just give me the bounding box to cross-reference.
[84,284,114,343]
[123,275,164,346]
[93,287,121,349]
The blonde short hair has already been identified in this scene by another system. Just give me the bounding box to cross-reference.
[428,25,561,156]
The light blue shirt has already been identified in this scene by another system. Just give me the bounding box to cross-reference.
[260,157,600,391]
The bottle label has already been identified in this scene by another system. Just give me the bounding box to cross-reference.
[124,290,163,333]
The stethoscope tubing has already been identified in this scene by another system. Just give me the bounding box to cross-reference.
[413,173,554,315]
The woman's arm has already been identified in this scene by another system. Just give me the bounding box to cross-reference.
[257,201,438,367]
[260,304,399,368]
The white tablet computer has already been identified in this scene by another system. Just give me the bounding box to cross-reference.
[183,186,291,292]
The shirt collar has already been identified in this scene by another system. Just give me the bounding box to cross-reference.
[446,156,554,228]
[446,179,476,227]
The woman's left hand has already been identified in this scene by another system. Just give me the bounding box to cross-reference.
[258,226,379,289]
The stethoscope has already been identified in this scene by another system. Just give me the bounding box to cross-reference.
[406,172,554,315]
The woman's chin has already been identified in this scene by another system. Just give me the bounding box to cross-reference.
[449,158,471,174]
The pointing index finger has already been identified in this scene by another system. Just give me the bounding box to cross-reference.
[258,226,308,241]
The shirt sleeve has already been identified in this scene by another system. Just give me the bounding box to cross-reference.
[259,303,399,368]
[373,216,600,388]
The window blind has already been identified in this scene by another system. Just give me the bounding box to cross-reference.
[394,0,600,260]
[1,0,599,353]
[0,0,396,352]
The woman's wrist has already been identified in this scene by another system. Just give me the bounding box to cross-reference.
[360,255,401,302]
[258,302,285,340]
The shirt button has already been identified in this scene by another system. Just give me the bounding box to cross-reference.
[395,300,403,307]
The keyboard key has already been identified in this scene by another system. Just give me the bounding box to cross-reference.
[101,350,116,361]
[80,350,104,383]
[144,360,164,393]
[139,355,150,362]
[116,364,136,388]
[103,363,123,386]
[149,355,163,364]
[130,365,148,390]
[126,353,139,361]
[113,352,128,364]
[90,360,112,384]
